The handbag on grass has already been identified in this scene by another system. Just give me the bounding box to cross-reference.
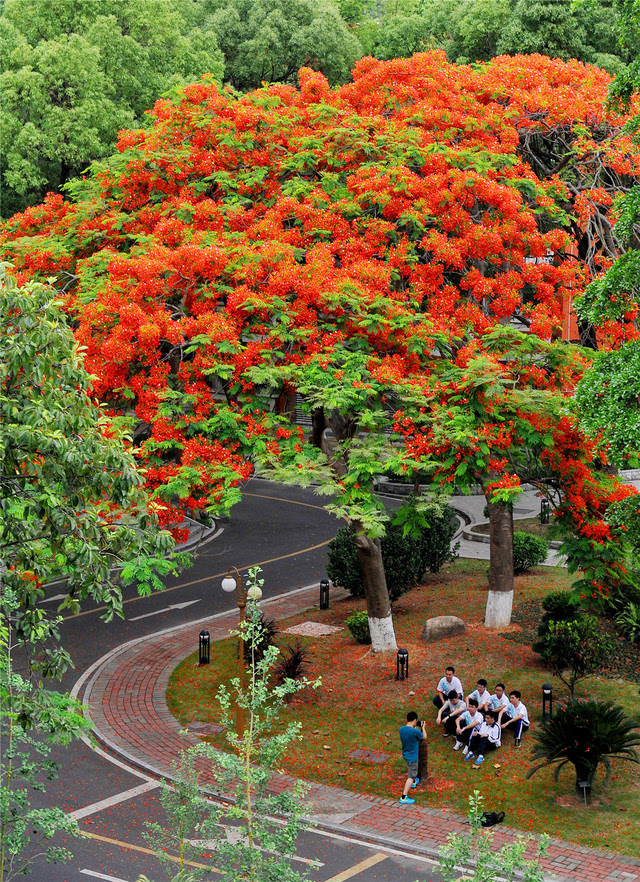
[481,811,505,828]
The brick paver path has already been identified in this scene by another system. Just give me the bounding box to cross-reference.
[79,585,640,882]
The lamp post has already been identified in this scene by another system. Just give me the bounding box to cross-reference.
[319,578,330,610]
[221,567,250,737]
[542,682,553,720]
[198,630,210,666]
[396,648,409,681]
[540,499,551,525]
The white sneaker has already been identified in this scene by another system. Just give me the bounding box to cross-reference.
[462,745,469,756]
[453,740,463,751]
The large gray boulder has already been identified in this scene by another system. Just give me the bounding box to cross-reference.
[420,615,466,643]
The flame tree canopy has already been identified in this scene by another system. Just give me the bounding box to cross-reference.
[3,52,639,647]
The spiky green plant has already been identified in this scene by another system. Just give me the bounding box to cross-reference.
[527,700,640,796]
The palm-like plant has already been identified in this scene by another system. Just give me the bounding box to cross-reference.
[527,700,640,797]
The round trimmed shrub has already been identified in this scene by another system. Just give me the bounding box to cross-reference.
[513,531,548,574]
[345,610,371,644]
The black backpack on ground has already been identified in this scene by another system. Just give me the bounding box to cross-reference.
[481,811,505,828]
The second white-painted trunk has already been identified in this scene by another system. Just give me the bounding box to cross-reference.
[484,590,514,629]
[368,614,397,654]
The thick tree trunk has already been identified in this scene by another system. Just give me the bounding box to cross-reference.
[352,519,397,654]
[484,494,514,629]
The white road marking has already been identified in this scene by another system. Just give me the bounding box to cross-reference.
[191,826,324,866]
[40,593,68,604]
[129,599,201,621]
[304,824,440,867]
[69,780,160,820]
[80,871,130,882]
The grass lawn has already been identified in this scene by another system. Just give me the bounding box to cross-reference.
[471,516,553,539]
[167,560,640,856]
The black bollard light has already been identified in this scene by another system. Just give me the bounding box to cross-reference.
[319,578,330,610]
[396,647,409,681]
[542,682,553,720]
[540,499,551,525]
[199,630,210,666]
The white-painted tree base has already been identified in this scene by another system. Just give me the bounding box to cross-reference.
[368,614,398,653]
[484,590,513,629]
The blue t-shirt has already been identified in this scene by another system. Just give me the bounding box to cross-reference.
[399,725,423,763]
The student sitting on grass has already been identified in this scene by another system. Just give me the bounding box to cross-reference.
[398,711,426,805]
[464,709,501,766]
[453,697,483,751]
[498,690,530,747]
[466,679,491,714]
[436,692,466,737]
[432,666,463,710]
[489,682,509,716]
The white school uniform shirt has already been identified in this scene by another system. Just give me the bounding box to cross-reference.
[460,709,483,732]
[490,692,510,713]
[437,676,463,698]
[477,720,501,747]
[507,701,529,725]
[468,688,490,706]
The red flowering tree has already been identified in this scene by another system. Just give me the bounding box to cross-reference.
[3,53,640,645]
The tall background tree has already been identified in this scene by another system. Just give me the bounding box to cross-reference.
[0,0,225,217]
[200,0,363,91]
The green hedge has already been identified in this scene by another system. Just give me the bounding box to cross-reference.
[513,531,548,574]
[327,506,458,601]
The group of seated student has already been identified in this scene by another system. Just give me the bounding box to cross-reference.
[432,666,530,768]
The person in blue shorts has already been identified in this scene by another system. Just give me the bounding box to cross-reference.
[399,711,426,804]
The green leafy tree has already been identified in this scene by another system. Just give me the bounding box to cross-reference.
[497,0,592,61]
[373,13,427,59]
[0,0,224,216]
[416,0,510,64]
[533,615,612,696]
[437,790,549,882]
[527,699,640,794]
[202,0,362,92]
[574,344,640,465]
[0,265,181,678]
[417,0,625,69]
[140,569,321,881]
[0,265,185,875]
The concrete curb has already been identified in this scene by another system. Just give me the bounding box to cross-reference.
[462,526,563,550]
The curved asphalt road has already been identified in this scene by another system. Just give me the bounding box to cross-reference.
[53,479,339,686]
[23,480,445,882]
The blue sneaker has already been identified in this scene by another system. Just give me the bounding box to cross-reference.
[411,778,419,789]
[464,752,475,762]
[473,756,484,766]
[399,796,415,804]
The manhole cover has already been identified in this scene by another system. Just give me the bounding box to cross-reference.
[283,622,343,637]
[347,748,390,765]
[188,721,225,736]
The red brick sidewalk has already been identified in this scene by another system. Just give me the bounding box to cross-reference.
[77,585,640,882]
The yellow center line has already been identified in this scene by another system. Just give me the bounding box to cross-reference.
[62,538,332,620]
[323,852,388,882]
[244,491,329,511]
[80,831,220,873]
